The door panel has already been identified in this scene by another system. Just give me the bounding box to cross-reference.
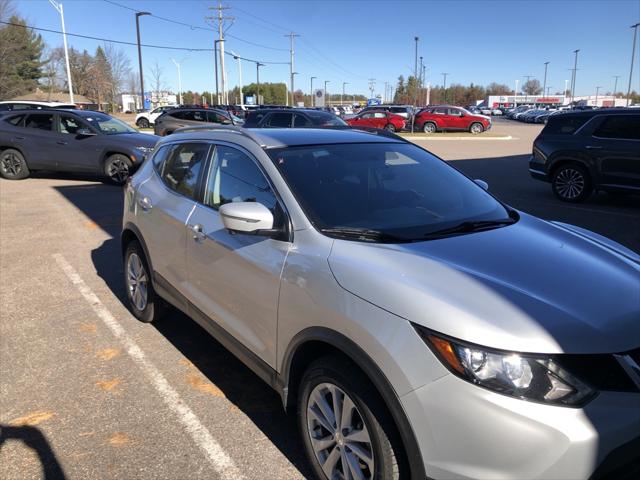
[54,114,101,172]
[591,115,640,187]
[186,144,290,367]
[20,113,57,168]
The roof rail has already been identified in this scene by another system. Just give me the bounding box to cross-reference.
[172,124,267,147]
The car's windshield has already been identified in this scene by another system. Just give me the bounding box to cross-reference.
[269,142,511,241]
[80,113,137,134]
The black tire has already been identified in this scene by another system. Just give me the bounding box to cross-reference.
[104,153,132,185]
[551,163,593,203]
[298,356,400,480]
[422,122,437,134]
[384,123,396,132]
[469,122,484,134]
[123,240,169,323]
[0,148,30,180]
[136,118,150,128]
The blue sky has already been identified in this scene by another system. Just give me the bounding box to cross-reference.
[15,0,640,97]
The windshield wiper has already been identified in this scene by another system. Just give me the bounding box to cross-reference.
[320,227,409,243]
[423,218,516,240]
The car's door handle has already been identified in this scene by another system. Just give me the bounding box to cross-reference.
[188,223,206,242]
[12,136,25,140]
[137,196,153,211]
[56,140,68,145]
[585,145,602,150]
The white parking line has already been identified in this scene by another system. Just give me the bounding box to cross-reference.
[53,253,244,480]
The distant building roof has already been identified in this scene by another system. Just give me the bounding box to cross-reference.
[10,88,94,104]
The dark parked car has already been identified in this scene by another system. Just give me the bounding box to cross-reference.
[242,108,347,128]
[0,109,158,184]
[153,108,242,136]
[529,109,640,202]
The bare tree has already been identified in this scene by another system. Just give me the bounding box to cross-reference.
[148,60,165,96]
[522,79,542,95]
[125,71,139,94]
[104,43,131,97]
[40,46,63,98]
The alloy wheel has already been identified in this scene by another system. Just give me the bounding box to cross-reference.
[307,383,374,480]
[108,158,130,183]
[555,168,585,200]
[1,152,22,176]
[127,253,148,311]
[471,123,483,134]
[423,123,436,133]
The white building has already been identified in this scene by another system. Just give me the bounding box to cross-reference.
[487,94,566,108]
[571,95,628,107]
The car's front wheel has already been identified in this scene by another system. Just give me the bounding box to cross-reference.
[384,123,396,132]
[0,148,30,180]
[551,163,592,202]
[422,122,437,133]
[299,356,400,480]
[136,118,150,128]
[470,122,484,134]
[104,154,132,185]
[124,241,169,323]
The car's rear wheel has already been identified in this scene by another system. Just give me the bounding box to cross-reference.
[552,163,592,202]
[384,123,396,132]
[136,118,150,128]
[299,356,400,480]
[104,154,132,185]
[124,241,169,323]
[0,148,30,180]
[470,122,484,134]
[422,122,437,133]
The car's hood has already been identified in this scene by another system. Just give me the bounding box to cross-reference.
[328,213,640,354]
[111,132,160,148]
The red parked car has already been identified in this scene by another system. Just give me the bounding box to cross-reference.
[346,109,406,132]
[414,105,491,134]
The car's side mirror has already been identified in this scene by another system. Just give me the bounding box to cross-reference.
[474,179,489,190]
[219,202,277,236]
[76,128,97,137]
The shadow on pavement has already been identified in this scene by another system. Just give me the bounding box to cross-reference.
[53,183,311,477]
[0,424,66,479]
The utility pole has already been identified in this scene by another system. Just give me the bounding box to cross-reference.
[134,11,150,109]
[368,78,376,99]
[214,40,223,104]
[230,51,242,105]
[383,81,388,103]
[441,73,449,103]
[626,23,639,107]
[285,32,300,107]
[291,72,299,105]
[49,1,75,104]
[612,75,620,99]
[324,80,330,106]
[564,78,569,99]
[171,58,184,105]
[595,86,602,106]
[207,2,233,105]
[310,76,316,107]
[571,49,580,105]
[422,65,427,105]
[256,62,265,104]
[542,61,549,99]
[413,37,419,78]
[342,82,348,106]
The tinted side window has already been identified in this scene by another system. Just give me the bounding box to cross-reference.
[152,145,172,173]
[543,114,590,135]
[206,111,228,124]
[171,111,192,120]
[58,114,85,134]
[266,113,293,127]
[294,114,312,127]
[160,143,209,198]
[5,115,24,126]
[192,110,207,122]
[593,115,640,140]
[203,146,276,212]
[24,114,54,131]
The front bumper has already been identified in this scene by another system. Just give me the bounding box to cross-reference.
[529,154,549,182]
[402,374,640,479]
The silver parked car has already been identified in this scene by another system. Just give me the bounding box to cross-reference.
[122,125,640,480]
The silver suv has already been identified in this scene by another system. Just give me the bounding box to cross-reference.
[122,125,640,480]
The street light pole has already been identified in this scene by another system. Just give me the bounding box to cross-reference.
[571,49,580,104]
[230,51,243,106]
[612,75,620,100]
[342,82,348,106]
[414,37,419,78]
[595,86,602,106]
[542,61,549,99]
[310,76,316,107]
[324,80,330,106]
[134,11,151,110]
[441,73,449,103]
[626,23,640,107]
[256,62,265,105]
[171,58,183,105]
[49,1,75,104]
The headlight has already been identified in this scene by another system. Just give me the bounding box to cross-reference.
[415,327,595,407]
[135,146,154,154]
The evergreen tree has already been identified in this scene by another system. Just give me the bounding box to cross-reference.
[0,15,45,98]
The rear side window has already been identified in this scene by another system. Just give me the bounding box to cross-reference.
[206,111,228,124]
[593,115,640,140]
[543,114,590,135]
[24,114,54,131]
[171,110,193,120]
[5,115,24,126]
[160,143,210,198]
[265,112,293,128]
[294,114,312,127]
[152,145,171,172]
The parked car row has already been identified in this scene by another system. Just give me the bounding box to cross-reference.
[505,105,568,123]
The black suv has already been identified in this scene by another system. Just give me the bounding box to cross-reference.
[242,108,346,128]
[529,109,640,202]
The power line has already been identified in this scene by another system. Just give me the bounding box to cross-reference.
[0,20,289,65]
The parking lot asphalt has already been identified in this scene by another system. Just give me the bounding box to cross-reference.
[1,120,638,479]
